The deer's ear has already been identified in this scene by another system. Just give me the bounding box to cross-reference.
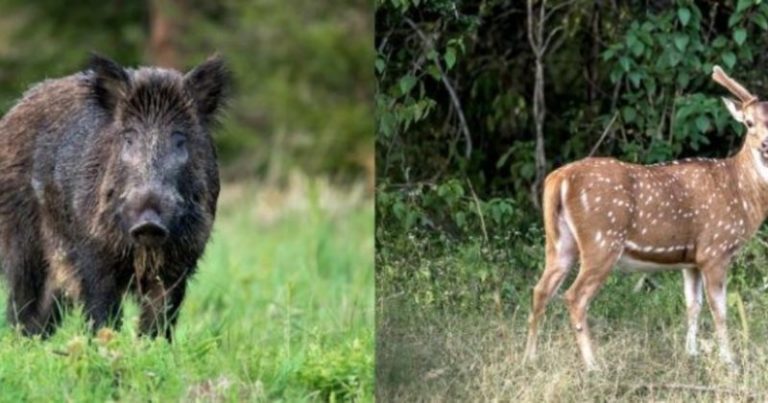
[722,97,744,123]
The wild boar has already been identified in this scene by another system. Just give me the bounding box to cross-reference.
[0,53,228,339]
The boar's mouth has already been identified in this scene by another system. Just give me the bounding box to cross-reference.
[129,210,169,246]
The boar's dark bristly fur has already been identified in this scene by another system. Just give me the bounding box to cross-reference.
[0,54,229,339]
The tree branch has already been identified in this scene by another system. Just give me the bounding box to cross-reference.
[588,111,619,157]
[404,17,473,159]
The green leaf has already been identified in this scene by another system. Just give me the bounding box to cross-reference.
[737,0,753,13]
[722,51,737,68]
[678,8,691,26]
[629,72,642,88]
[631,40,645,57]
[602,47,616,61]
[644,77,657,95]
[673,34,690,51]
[444,47,457,70]
[622,106,637,123]
[734,28,747,46]
[626,33,639,48]
[669,51,682,66]
[728,13,742,28]
[427,65,441,80]
[712,36,727,48]
[696,115,711,133]
[619,56,631,72]
[399,74,417,95]
[610,69,622,83]
[454,211,466,228]
[375,58,385,74]
[378,111,395,138]
[753,13,768,30]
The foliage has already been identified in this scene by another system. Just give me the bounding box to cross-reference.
[376,0,768,204]
[602,2,767,161]
[0,182,374,401]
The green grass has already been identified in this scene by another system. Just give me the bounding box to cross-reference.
[0,180,373,401]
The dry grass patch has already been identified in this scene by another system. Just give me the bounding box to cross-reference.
[377,309,768,402]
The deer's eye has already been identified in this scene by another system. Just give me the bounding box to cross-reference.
[746,119,754,128]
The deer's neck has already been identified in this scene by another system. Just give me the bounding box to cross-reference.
[727,146,768,227]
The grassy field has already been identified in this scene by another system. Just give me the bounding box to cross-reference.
[377,229,768,402]
[378,309,768,401]
[0,177,373,401]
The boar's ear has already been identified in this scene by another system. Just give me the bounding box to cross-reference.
[184,54,230,125]
[88,53,130,113]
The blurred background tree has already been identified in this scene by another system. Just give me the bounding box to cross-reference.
[0,0,373,184]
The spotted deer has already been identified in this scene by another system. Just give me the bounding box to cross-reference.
[522,66,768,371]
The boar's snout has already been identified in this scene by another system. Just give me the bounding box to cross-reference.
[129,209,168,245]
[124,186,174,246]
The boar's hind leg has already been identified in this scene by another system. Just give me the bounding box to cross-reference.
[138,276,187,341]
[3,237,54,336]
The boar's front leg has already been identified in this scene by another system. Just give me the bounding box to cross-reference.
[80,266,128,333]
[138,274,187,341]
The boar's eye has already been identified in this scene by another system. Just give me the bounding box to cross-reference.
[172,131,187,149]
[121,129,137,146]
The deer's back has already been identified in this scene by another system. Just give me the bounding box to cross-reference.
[551,157,745,266]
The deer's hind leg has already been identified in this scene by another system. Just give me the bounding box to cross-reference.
[524,215,577,363]
[563,247,620,371]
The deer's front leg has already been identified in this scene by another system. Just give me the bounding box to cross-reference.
[701,261,735,367]
[682,268,703,357]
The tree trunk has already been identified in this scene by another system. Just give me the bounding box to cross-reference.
[148,0,184,68]
[527,0,549,210]
[532,58,546,210]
